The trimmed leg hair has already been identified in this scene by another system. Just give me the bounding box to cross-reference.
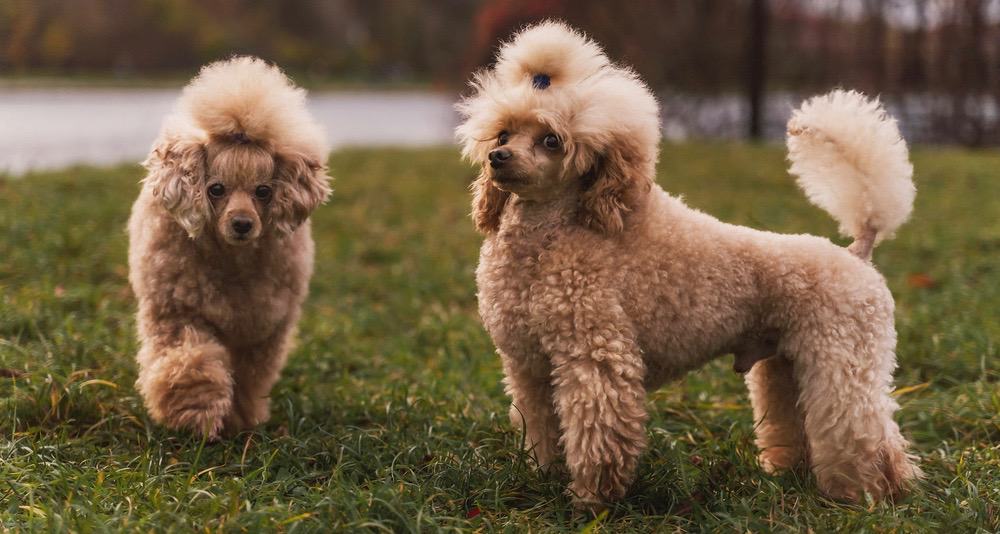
[135,325,233,440]
[501,349,561,470]
[787,310,921,501]
[224,326,296,434]
[745,355,807,473]
[541,293,648,510]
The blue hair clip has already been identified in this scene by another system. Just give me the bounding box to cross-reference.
[532,73,551,90]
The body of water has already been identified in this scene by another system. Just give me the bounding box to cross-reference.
[0,88,459,175]
[3,87,985,175]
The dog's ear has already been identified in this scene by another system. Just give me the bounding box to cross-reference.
[471,168,510,234]
[270,151,332,235]
[578,138,651,235]
[143,137,209,238]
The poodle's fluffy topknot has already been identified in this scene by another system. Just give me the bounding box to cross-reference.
[175,56,327,159]
[456,21,661,176]
[493,21,608,89]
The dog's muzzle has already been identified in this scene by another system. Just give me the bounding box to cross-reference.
[489,148,512,169]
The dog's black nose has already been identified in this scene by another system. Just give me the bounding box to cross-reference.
[489,148,512,168]
[231,217,254,235]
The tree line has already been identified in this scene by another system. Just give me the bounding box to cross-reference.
[2,0,998,145]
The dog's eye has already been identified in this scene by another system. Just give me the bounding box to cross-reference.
[542,134,561,150]
[254,184,273,201]
[207,183,226,198]
[497,131,510,146]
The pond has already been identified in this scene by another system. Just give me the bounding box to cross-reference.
[1,87,963,175]
[0,88,460,175]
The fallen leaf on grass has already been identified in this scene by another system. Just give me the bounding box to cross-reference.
[906,273,937,289]
[0,368,25,378]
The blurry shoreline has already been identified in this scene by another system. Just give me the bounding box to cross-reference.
[0,74,440,92]
[3,84,997,176]
[0,86,458,176]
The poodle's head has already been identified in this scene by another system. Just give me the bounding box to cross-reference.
[143,56,331,245]
[456,21,661,234]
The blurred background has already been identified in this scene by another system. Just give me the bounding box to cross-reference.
[2,0,1000,174]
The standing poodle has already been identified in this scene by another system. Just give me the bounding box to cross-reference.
[128,57,331,439]
[456,22,921,508]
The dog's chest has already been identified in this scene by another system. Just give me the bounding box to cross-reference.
[204,282,290,341]
[196,254,304,346]
[476,234,558,357]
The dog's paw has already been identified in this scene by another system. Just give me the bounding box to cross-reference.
[570,494,608,517]
[169,395,231,440]
[221,400,271,437]
[814,444,922,503]
[154,374,233,440]
[567,476,625,517]
[758,446,804,474]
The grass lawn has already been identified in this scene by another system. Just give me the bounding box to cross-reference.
[1,143,998,531]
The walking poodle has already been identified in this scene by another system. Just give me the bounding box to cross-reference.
[128,57,331,439]
[456,21,921,509]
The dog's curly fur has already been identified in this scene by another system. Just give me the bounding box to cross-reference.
[457,21,921,509]
[128,56,331,439]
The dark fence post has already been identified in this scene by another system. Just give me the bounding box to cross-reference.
[748,0,768,141]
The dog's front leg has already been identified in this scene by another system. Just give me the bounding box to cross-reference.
[224,320,296,434]
[135,323,234,440]
[543,301,648,511]
[500,348,561,470]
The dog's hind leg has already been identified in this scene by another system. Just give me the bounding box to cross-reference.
[135,325,234,440]
[745,355,807,473]
[786,306,921,501]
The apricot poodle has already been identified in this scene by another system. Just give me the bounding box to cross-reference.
[456,22,921,509]
[128,57,331,439]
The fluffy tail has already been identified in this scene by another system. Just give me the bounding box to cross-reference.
[786,89,915,261]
